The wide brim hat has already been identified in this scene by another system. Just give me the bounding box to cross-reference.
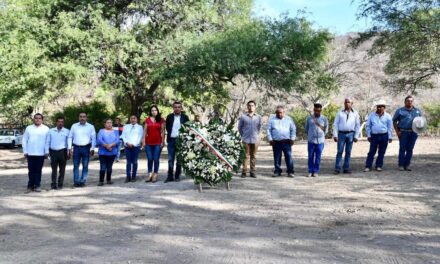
[375,99,388,107]
[412,116,428,134]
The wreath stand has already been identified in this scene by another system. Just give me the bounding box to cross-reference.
[197,182,230,192]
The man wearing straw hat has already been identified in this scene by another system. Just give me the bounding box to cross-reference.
[393,95,426,171]
[364,99,393,172]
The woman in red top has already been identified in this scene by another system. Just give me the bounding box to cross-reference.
[142,105,165,183]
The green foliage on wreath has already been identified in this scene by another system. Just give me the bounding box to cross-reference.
[177,121,245,186]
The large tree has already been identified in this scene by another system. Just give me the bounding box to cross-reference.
[353,0,440,93]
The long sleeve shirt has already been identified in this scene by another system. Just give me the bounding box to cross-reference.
[68,122,96,149]
[97,129,120,156]
[366,111,393,138]
[392,107,422,130]
[22,124,50,156]
[333,108,361,138]
[305,115,328,144]
[45,127,69,152]
[121,123,144,147]
[267,116,296,141]
[238,112,262,144]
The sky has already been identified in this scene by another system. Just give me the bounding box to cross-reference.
[252,0,371,35]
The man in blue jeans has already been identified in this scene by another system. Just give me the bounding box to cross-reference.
[393,95,422,171]
[267,106,296,178]
[165,101,189,182]
[305,104,328,177]
[364,100,393,172]
[68,112,96,187]
[333,98,361,174]
[121,115,144,182]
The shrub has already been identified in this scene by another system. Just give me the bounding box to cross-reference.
[52,101,117,131]
[423,103,440,129]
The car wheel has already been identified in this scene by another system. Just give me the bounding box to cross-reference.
[10,140,15,149]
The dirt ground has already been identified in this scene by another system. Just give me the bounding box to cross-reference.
[0,138,439,264]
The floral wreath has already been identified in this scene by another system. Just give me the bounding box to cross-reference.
[177,121,245,186]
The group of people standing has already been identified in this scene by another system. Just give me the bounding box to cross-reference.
[21,96,424,193]
[22,102,188,192]
[238,95,424,178]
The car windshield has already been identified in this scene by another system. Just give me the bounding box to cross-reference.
[0,131,14,136]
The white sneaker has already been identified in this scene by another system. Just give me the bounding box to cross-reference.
[376,167,382,172]
[314,173,319,177]
[398,166,405,171]
[364,168,371,172]
[307,173,312,177]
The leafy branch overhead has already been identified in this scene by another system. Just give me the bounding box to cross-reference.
[352,0,440,93]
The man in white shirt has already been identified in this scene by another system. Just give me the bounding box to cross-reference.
[68,112,96,187]
[121,115,144,182]
[45,116,70,190]
[165,101,189,182]
[22,113,50,193]
[333,98,361,174]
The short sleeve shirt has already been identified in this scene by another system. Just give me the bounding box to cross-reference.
[392,107,422,129]
[145,117,165,145]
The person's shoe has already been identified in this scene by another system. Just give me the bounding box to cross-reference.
[146,173,153,182]
[175,178,181,182]
[250,173,257,178]
[73,183,81,188]
[98,182,104,186]
[25,188,33,193]
[241,173,247,178]
[313,173,319,177]
[334,170,340,175]
[343,170,352,174]
[364,168,371,172]
[124,178,130,183]
[164,178,174,183]
[398,166,405,171]
[287,173,294,178]
[131,178,137,182]
[51,185,58,190]
[80,183,86,187]
[57,185,63,190]
[115,159,119,163]
[376,167,383,172]
[404,167,412,171]
[307,173,313,177]
[106,181,114,185]
[34,187,42,192]
[152,173,158,183]
[272,172,281,177]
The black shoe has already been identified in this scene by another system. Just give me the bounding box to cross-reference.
[404,167,412,171]
[98,182,104,186]
[25,188,33,193]
[250,173,256,178]
[131,178,137,182]
[34,187,42,192]
[164,178,174,183]
[80,183,86,187]
[51,185,57,190]
[272,172,281,177]
[125,178,130,183]
[175,178,181,182]
[334,170,340,175]
[343,170,352,174]
[241,173,247,178]
[287,173,295,178]
[107,181,114,185]
[73,183,81,188]
[57,185,63,190]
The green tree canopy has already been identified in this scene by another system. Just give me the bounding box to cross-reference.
[353,0,440,93]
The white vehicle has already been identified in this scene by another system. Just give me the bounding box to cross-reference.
[0,129,23,148]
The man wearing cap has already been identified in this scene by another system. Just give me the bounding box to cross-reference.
[305,103,328,177]
[364,100,393,172]
[333,98,361,174]
[393,95,423,171]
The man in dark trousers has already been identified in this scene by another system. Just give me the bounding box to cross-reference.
[45,116,70,190]
[165,101,189,182]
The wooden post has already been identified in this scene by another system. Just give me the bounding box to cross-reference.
[226,182,230,191]
[198,183,202,193]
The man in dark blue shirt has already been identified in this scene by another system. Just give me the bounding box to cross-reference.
[392,95,422,171]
